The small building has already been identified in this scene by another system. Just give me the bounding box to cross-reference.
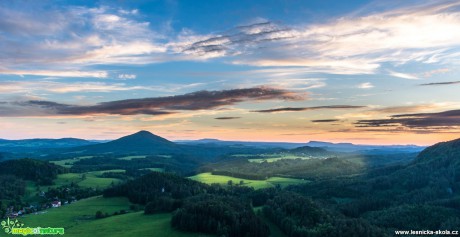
[51,201,61,208]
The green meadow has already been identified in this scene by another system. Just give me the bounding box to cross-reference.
[19,196,210,237]
[52,170,123,189]
[50,156,93,168]
[24,170,123,202]
[189,172,308,189]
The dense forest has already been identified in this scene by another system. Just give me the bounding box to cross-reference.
[0,158,67,185]
[0,175,26,218]
[172,194,270,237]
[103,172,208,204]
[104,172,272,236]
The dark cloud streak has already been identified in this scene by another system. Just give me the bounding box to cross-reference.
[311,119,341,123]
[252,105,366,113]
[419,81,460,86]
[0,87,301,117]
[214,117,241,120]
[355,109,460,128]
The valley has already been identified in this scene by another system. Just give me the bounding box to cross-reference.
[0,131,458,237]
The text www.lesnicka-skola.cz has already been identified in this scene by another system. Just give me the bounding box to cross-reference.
[395,230,458,235]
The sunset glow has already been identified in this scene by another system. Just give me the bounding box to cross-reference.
[1,0,460,145]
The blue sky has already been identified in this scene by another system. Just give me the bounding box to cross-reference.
[1,0,460,145]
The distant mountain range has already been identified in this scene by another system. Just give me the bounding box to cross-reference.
[304,140,425,154]
[0,138,96,148]
[177,138,426,153]
[0,131,427,159]
[0,138,97,155]
[175,139,305,149]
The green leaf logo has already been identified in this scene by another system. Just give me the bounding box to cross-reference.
[1,218,24,234]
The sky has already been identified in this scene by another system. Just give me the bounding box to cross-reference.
[1,0,460,145]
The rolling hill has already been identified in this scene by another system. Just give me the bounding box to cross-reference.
[289,145,332,156]
[414,138,460,166]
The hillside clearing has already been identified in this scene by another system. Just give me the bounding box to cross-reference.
[189,172,308,189]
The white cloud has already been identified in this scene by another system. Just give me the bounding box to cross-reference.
[0,81,206,94]
[0,5,166,77]
[421,68,450,77]
[266,78,326,90]
[0,81,146,93]
[0,69,108,78]
[2,1,460,77]
[389,71,419,80]
[357,82,374,89]
[172,1,460,74]
[118,74,137,80]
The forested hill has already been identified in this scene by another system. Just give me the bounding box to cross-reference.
[414,138,460,166]
[67,130,179,154]
[285,137,460,234]
[289,145,332,156]
[0,158,67,185]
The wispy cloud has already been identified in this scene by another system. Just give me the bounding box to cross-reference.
[0,69,108,78]
[389,71,419,80]
[179,22,295,58]
[0,81,208,94]
[252,105,365,113]
[421,68,450,77]
[357,82,374,89]
[0,87,301,117]
[369,104,442,114]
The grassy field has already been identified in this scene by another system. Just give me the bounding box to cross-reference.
[189,172,308,189]
[19,196,210,237]
[50,156,93,168]
[24,170,123,202]
[52,170,123,189]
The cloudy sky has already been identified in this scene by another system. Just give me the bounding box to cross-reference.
[1,0,460,145]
